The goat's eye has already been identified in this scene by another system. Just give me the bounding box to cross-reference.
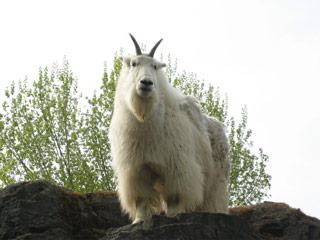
[153,65,157,70]
[132,62,136,67]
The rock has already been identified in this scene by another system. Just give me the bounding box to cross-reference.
[0,180,129,240]
[230,202,320,240]
[1,180,320,240]
[102,212,253,240]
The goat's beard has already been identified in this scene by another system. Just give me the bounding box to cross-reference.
[127,90,157,122]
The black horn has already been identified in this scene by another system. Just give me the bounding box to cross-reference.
[149,38,163,58]
[129,33,142,55]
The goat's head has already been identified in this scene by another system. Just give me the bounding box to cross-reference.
[122,34,166,99]
[120,34,166,122]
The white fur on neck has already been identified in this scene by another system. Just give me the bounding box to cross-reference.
[128,93,157,122]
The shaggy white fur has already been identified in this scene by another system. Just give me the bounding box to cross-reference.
[109,37,230,224]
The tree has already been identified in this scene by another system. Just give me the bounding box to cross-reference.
[0,59,117,192]
[228,107,271,206]
[0,54,271,206]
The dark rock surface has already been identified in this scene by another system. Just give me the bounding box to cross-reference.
[0,180,319,240]
[103,212,253,240]
[0,180,129,240]
[230,202,320,240]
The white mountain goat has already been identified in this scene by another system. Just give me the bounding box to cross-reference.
[109,34,230,224]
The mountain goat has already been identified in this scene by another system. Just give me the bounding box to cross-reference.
[109,34,230,224]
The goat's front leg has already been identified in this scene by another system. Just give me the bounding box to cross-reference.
[133,197,151,224]
[166,194,184,217]
[164,164,204,217]
[132,166,159,224]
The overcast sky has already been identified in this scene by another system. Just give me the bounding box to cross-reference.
[1,0,319,219]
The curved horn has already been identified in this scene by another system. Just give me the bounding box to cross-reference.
[149,38,163,58]
[129,33,142,55]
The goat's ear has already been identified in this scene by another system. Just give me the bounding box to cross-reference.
[158,62,166,69]
[120,56,131,67]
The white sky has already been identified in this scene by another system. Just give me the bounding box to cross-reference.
[1,0,319,219]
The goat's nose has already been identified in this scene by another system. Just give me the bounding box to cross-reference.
[140,79,153,86]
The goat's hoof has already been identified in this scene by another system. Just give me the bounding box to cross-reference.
[132,217,143,224]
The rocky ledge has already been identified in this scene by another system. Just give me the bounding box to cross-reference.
[0,180,319,240]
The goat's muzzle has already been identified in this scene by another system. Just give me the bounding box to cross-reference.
[140,79,153,89]
[137,78,154,98]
